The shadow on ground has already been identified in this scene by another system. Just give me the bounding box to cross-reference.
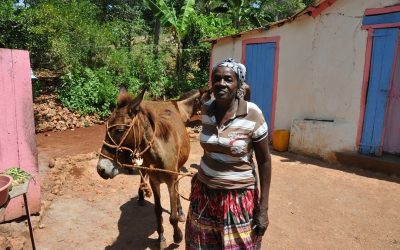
[105,196,179,250]
[105,197,157,250]
[272,150,400,184]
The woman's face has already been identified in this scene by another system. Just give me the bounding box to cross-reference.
[211,66,238,101]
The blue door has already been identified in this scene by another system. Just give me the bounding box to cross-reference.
[245,42,276,135]
[360,28,399,155]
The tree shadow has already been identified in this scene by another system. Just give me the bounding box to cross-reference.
[104,196,176,250]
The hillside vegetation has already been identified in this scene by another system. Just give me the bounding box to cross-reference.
[1,0,313,118]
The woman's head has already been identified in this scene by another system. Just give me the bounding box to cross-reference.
[211,58,247,101]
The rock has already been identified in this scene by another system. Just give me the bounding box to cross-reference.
[33,93,103,133]
[48,159,56,168]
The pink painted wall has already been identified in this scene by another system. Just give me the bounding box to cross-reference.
[0,49,40,222]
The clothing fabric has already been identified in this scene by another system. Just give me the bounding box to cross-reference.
[185,179,261,250]
[213,58,247,86]
[198,99,268,189]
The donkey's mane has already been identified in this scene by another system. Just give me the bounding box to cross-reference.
[117,93,133,108]
[116,92,183,142]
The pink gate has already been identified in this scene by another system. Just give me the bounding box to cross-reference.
[0,49,40,222]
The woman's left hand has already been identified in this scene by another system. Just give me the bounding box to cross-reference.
[253,206,269,236]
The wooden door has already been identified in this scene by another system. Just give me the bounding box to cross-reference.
[360,28,399,155]
[383,36,400,154]
[244,42,277,135]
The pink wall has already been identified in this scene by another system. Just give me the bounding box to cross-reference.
[0,49,40,222]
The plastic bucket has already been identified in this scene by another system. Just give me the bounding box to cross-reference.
[0,174,13,207]
[272,129,290,152]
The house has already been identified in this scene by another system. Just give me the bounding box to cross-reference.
[205,0,400,165]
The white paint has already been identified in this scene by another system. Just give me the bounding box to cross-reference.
[210,0,399,160]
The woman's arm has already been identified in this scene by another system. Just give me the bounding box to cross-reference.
[253,135,272,236]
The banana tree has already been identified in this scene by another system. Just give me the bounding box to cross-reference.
[144,0,195,89]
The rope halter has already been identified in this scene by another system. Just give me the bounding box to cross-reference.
[100,114,155,168]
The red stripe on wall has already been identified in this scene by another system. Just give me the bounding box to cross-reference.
[356,29,374,149]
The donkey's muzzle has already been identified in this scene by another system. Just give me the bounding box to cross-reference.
[97,158,118,179]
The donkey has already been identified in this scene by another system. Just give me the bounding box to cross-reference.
[134,88,203,205]
[97,87,190,249]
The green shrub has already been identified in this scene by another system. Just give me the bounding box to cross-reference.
[58,67,120,118]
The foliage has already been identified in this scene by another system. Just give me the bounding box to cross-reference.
[57,44,173,116]
[58,67,118,117]
[181,13,238,90]
[0,0,313,118]
[145,0,195,43]
[0,0,29,49]
[144,0,196,92]
[207,0,308,30]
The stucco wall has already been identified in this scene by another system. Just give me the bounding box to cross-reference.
[0,49,40,222]
[210,0,399,159]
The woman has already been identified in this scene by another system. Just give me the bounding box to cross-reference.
[185,58,271,250]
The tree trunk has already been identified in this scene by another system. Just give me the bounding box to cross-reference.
[176,41,184,91]
[153,18,161,59]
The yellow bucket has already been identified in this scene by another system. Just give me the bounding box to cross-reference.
[272,129,290,152]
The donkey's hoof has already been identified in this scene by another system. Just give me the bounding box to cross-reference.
[178,213,186,222]
[173,231,183,243]
[159,239,167,249]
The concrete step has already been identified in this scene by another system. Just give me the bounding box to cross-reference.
[335,151,400,177]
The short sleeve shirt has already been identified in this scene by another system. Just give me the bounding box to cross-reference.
[197,99,268,189]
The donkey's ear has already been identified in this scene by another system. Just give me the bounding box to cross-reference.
[128,89,146,116]
[119,85,128,95]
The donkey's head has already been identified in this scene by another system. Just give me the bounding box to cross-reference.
[97,87,146,179]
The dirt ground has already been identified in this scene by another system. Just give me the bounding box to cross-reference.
[1,124,400,250]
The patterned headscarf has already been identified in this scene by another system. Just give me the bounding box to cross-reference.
[213,58,246,86]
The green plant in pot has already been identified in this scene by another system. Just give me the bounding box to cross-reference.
[2,167,32,186]
[0,168,32,207]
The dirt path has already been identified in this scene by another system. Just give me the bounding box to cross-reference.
[1,125,400,249]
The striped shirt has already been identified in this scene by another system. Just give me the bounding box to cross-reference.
[198,98,268,189]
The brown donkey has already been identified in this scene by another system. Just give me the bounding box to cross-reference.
[97,88,190,249]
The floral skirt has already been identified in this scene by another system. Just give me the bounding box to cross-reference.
[185,179,261,250]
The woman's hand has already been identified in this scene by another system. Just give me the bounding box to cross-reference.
[253,206,269,236]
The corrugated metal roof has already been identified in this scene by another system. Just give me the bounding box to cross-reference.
[202,0,334,43]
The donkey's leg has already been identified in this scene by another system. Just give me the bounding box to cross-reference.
[138,178,145,206]
[176,183,185,222]
[138,173,153,206]
[149,178,167,249]
[167,179,183,243]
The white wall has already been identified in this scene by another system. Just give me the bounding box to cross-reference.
[210,0,400,159]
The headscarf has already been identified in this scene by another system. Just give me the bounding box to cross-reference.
[213,58,246,86]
